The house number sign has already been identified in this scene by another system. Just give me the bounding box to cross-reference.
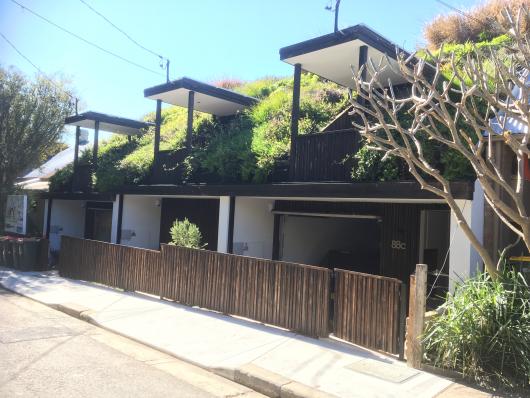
[391,240,406,250]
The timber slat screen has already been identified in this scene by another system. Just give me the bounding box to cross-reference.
[59,237,407,355]
[160,245,330,336]
[59,237,330,337]
[290,130,358,182]
[334,269,405,355]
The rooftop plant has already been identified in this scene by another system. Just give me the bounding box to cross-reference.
[50,73,349,191]
[423,0,528,50]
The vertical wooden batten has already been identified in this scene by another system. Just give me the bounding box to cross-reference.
[93,120,100,170]
[272,213,281,260]
[154,99,162,167]
[406,264,427,369]
[45,198,53,239]
[187,90,195,149]
[116,194,124,244]
[358,45,368,81]
[73,126,80,170]
[358,45,368,106]
[289,63,302,179]
[227,196,235,254]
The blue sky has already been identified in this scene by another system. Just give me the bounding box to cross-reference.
[1,0,478,142]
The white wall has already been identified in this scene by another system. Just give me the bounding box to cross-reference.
[49,199,86,251]
[449,181,484,291]
[43,199,49,238]
[120,195,161,249]
[110,194,120,244]
[233,198,275,259]
[470,180,485,274]
[449,199,478,292]
[217,196,230,253]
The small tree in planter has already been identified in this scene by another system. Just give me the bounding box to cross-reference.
[169,218,205,249]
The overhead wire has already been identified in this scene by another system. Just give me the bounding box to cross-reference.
[9,0,164,77]
[434,0,501,31]
[0,31,78,105]
[78,0,170,81]
[78,0,164,60]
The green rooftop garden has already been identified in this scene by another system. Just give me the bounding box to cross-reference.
[50,56,492,193]
[50,73,351,192]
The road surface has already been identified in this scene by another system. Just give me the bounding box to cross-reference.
[0,287,262,398]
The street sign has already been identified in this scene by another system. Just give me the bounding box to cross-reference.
[5,194,27,235]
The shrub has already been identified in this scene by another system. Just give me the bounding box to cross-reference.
[193,114,258,182]
[351,146,400,181]
[423,0,529,50]
[250,73,348,179]
[93,135,142,192]
[423,271,530,390]
[212,78,244,90]
[48,163,74,192]
[169,218,204,249]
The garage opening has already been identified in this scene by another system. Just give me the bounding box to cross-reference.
[159,198,219,250]
[84,201,113,242]
[277,212,381,274]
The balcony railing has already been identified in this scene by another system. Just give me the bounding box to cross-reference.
[72,164,93,192]
[290,129,360,182]
[149,148,190,184]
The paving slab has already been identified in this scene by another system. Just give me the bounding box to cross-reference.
[0,268,480,398]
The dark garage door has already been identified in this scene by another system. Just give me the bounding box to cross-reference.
[159,198,219,250]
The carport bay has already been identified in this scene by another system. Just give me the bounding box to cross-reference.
[270,200,451,287]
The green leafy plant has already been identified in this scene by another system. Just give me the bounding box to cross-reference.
[48,163,74,192]
[169,218,205,249]
[351,146,400,181]
[424,270,530,390]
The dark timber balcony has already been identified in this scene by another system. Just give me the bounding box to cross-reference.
[149,148,190,184]
[289,129,360,182]
[72,164,93,192]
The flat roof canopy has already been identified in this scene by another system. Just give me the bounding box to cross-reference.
[144,77,258,116]
[280,24,409,88]
[64,111,153,135]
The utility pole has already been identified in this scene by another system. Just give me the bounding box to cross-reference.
[334,0,341,33]
[326,0,341,33]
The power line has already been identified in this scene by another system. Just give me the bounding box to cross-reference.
[78,0,164,60]
[434,0,498,29]
[78,0,170,81]
[9,0,164,77]
[0,31,77,104]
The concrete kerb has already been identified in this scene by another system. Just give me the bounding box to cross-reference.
[83,310,340,398]
[0,279,338,398]
[233,364,339,398]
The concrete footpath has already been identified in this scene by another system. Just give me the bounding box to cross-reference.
[0,268,492,398]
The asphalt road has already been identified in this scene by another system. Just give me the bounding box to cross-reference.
[0,287,262,398]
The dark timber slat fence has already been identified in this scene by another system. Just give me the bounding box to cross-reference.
[290,130,358,182]
[59,237,406,356]
[59,236,330,337]
[333,269,405,355]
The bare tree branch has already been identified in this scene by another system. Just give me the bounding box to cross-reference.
[350,6,530,276]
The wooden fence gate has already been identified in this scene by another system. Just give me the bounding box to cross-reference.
[334,269,406,356]
[59,236,406,357]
